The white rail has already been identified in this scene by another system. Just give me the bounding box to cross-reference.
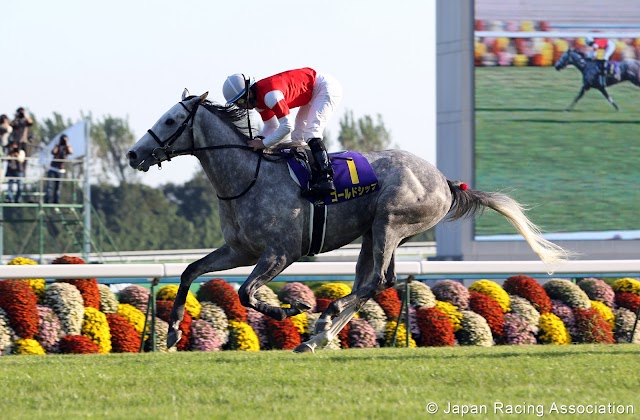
[1,260,639,280]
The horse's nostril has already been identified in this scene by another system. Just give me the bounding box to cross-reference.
[127,151,137,160]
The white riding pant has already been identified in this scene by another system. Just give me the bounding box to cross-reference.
[291,73,342,142]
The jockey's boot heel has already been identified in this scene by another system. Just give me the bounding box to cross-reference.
[308,138,336,193]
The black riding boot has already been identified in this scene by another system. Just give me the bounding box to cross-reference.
[308,138,335,193]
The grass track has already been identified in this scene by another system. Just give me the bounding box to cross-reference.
[475,67,640,236]
[1,345,639,419]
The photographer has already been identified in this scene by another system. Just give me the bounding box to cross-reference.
[44,134,73,204]
[10,107,33,152]
[4,143,26,203]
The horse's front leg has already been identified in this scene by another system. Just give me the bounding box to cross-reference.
[566,86,586,111]
[168,244,255,348]
[598,87,619,111]
[237,249,303,320]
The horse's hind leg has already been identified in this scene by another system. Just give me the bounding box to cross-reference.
[598,87,619,110]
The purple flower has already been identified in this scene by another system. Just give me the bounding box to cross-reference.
[502,313,536,345]
[578,278,615,308]
[190,319,223,351]
[432,280,469,309]
[36,305,63,353]
[348,318,378,348]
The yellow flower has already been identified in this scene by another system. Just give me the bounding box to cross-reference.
[117,303,147,340]
[228,320,260,351]
[315,283,352,300]
[538,313,571,345]
[7,256,46,301]
[469,280,511,312]
[290,313,309,335]
[82,307,112,353]
[611,278,640,296]
[14,338,46,355]
[590,300,615,331]
[435,300,463,332]
[384,321,416,348]
[156,285,201,319]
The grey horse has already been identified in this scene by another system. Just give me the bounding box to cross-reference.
[127,89,568,353]
[554,48,640,111]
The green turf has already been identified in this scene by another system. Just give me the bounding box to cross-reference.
[1,345,638,419]
[474,66,640,236]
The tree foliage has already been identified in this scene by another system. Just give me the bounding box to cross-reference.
[88,114,139,185]
[338,110,391,152]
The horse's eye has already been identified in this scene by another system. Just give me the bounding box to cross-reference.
[166,118,175,126]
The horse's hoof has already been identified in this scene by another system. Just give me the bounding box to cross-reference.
[292,343,315,354]
[167,328,182,349]
[293,300,312,312]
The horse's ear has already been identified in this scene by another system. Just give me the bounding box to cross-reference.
[182,88,190,101]
[199,91,209,102]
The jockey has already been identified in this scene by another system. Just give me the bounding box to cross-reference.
[585,36,616,86]
[223,67,342,194]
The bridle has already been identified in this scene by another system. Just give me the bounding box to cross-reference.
[145,99,263,201]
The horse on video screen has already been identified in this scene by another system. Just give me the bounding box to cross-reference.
[554,47,640,111]
[127,89,568,353]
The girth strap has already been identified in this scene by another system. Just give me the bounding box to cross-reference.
[307,201,327,256]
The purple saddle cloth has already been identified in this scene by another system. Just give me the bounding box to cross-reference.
[287,151,379,205]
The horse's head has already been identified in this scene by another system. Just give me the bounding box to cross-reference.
[127,89,208,172]
[554,48,573,71]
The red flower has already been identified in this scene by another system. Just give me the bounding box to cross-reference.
[52,255,101,309]
[0,279,39,338]
[503,275,552,313]
[107,313,141,353]
[572,308,614,344]
[415,307,455,347]
[615,292,640,313]
[315,298,333,313]
[338,322,350,349]
[155,300,192,351]
[264,317,302,350]
[196,278,247,321]
[374,288,402,320]
[59,335,100,354]
[469,291,505,338]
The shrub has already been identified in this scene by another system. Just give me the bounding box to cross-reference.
[255,285,280,307]
[589,300,615,331]
[116,303,146,339]
[290,313,309,337]
[58,335,99,354]
[374,288,402,320]
[117,285,150,313]
[197,279,246,322]
[7,257,46,301]
[395,280,436,309]
[106,313,141,353]
[246,308,268,349]
[14,338,46,355]
[383,321,416,348]
[543,279,591,309]
[315,283,352,300]
[615,292,640,313]
[0,279,39,339]
[43,282,85,336]
[611,277,640,296]
[550,299,575,333]
[578,278,615,308]
[156,285,201,319]
[613,308,640,344]
[502,313,536,345]
[0,308,15,355]
[468,280,510,312]
[348,318,377,348]
[81,307,112,354]
[538,312,571,345]
[572,308,614,344]
[358,300,387,338]
[227,320,260,351]
[35,305,63,353]
[52,255,101,309]
[469,291,504,338]
[314,298,333,314]
[97,284,119,314]
[278,282,316,313]
[265,317,301,350]
[156,300,192,351]
[456,310,493,347]
[199,302,229,345]
[435,301,463,332]
[432,280,469,309]
[503,275,551,313]
[146,318,174,353]
[190,319,223,351]
[415,307,455,347]
[509,295,540,334]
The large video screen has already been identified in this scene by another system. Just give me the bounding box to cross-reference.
[473,0,640,241]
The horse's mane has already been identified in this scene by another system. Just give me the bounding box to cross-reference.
[186,96,252,138]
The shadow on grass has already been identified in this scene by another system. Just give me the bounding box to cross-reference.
[503,119,639,124]
[476,107,561,113]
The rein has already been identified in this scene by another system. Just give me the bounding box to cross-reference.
[146,100,262,201]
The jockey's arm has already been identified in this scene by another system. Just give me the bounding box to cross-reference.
[258,115,279,138]
[604,41,616,61]
[262,115,292,148]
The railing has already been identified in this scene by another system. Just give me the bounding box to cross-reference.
[1,260,639,284]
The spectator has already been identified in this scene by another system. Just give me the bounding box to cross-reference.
[0,114,12,155]
[10,107,33,152]
[5,142,25,203]
[44,134,73,204]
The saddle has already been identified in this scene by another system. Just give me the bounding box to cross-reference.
[285,147,379,205]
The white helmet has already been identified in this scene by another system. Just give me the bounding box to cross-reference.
[585,36,594,46]
[222,73,255,105]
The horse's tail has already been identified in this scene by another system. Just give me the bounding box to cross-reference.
[446,180,569,267]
